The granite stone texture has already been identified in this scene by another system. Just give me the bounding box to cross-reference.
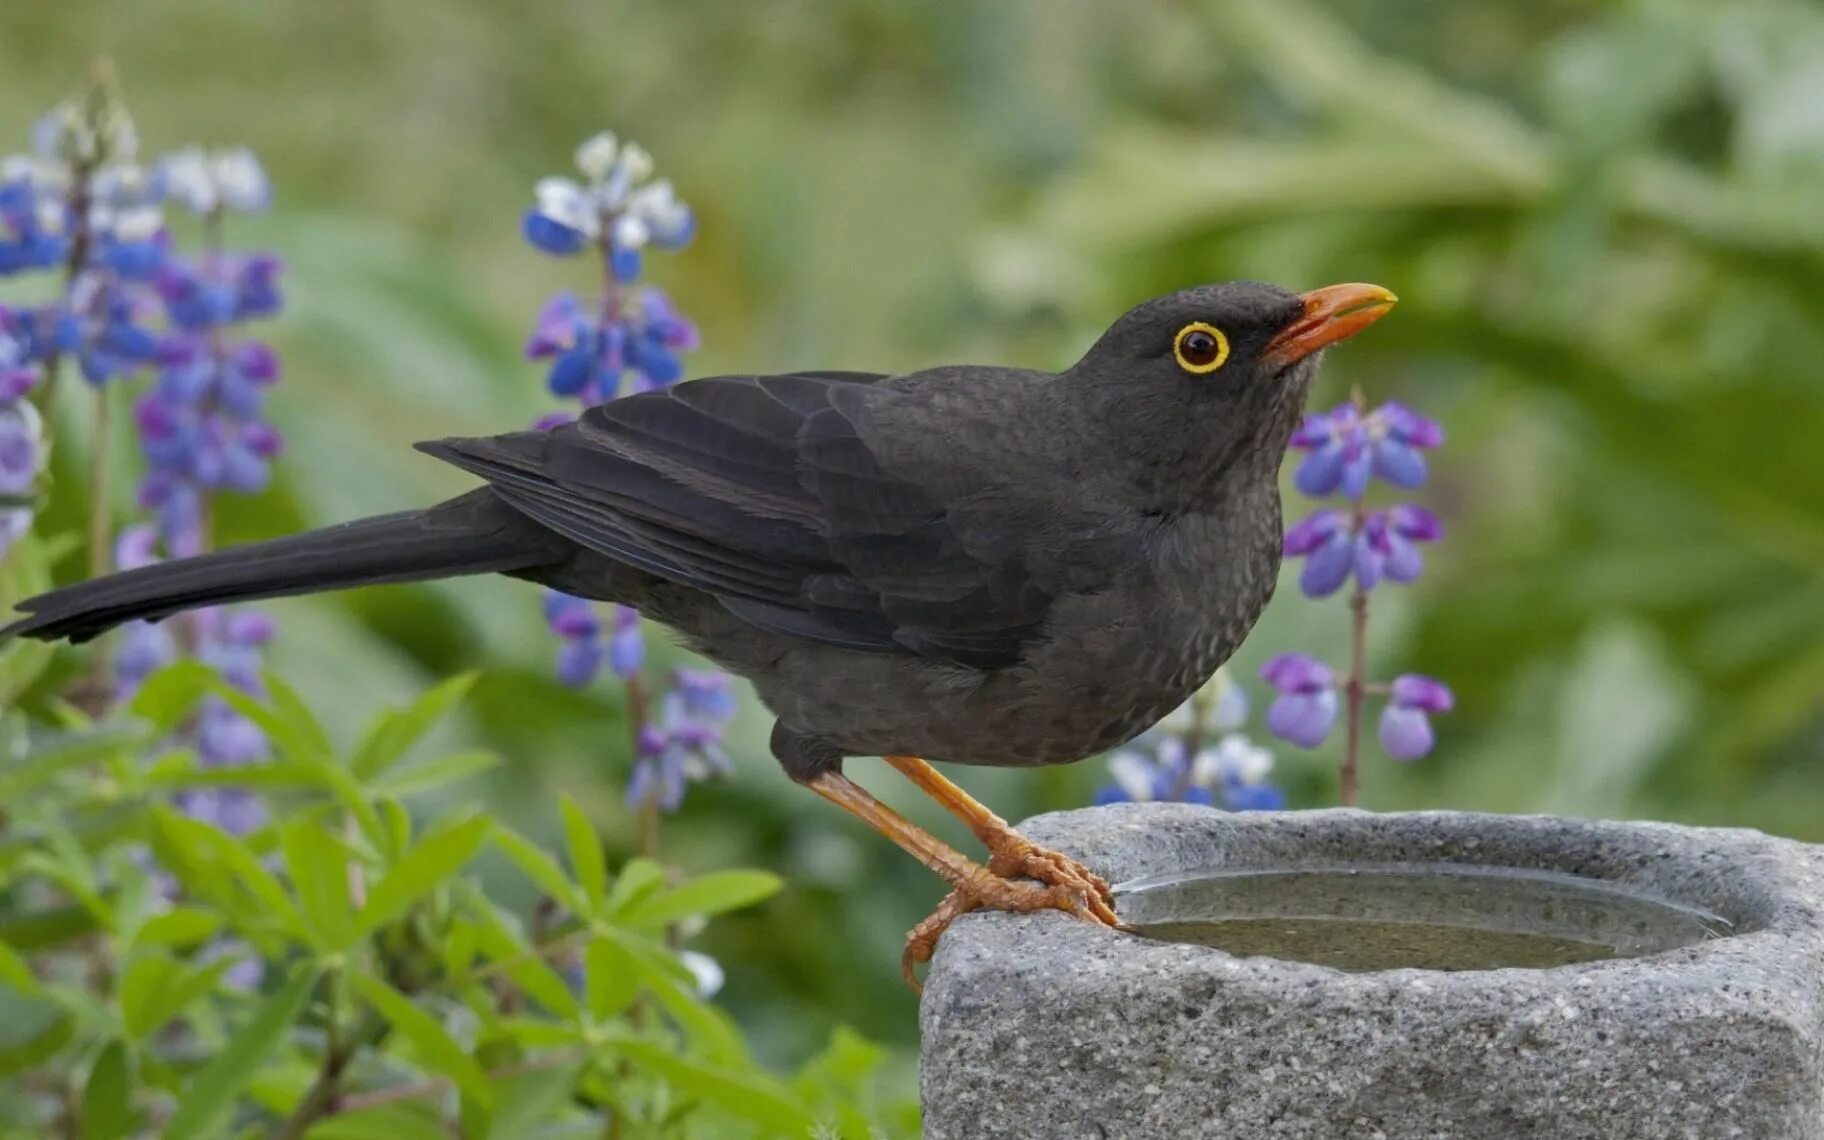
[919,804,1824,1140]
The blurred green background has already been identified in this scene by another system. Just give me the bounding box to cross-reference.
[4,0,1822,1078]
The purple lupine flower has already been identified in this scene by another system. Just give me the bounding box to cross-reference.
[0,402,42,497]
[1284,503,1443,598]
[1378,674,1454,761]
[608,605,643,680]
[1289,401,1443,501]
[545,591,605,688]
[1261,653,1339,748]
[623,668,739,813]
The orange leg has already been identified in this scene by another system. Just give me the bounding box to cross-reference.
[884,754,1119,918]
[807,770,1119,989]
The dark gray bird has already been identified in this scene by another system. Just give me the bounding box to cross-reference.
[5,280,1395,982]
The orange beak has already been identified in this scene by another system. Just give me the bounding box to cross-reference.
[1262,283,1398,369]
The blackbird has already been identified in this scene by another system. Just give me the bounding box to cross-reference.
[5,279,1395,983]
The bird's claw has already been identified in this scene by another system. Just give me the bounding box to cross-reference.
[900,839,1123,991]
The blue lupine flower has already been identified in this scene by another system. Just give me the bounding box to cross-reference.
[1094,669,1283,810]
[0,170,69,274]
[1289,401,1443,501]
[1094,730,1282,811]
[1261,653,1340,748]
[1378,674,1454,761]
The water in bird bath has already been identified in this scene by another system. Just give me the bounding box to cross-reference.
[1119,864,1734,972]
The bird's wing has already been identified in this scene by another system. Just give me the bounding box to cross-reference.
[418,370,1085,669]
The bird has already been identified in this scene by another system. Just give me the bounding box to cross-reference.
[5,279,1395,985]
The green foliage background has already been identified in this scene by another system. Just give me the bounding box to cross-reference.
[3,0,1821,1093]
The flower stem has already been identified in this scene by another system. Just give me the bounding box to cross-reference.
[1167,683,1212,801]
[80,382,114,702]
[1339,386,1371,807]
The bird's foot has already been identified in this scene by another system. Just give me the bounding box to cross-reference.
[900,839,1123,990]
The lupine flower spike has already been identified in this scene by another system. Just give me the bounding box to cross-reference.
[1267,389,1454,804]
[523,132,728,825]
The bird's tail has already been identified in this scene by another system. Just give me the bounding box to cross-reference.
[4,490,567,644]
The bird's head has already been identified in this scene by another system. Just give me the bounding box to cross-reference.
[1065,280,1397,498]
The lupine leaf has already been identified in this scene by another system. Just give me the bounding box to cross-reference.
[131,907,224,951]
[126,661,218,736]
[352,972,494,1111]
[0,727,143,802]
[611,1040,813,1133]
[489,824,585,914]
[263,672,336,760]
[302,1103,450,1140]
[487,1058,586,1138]
[279,818,356,954]
[465,906,579,1021]
[0,939,38,995]
[203,677,331,767]
[78,1037,136,1140]
[370,750,498,797]
[0,1011,72,1077]
[622,938,745,1063]
[559,794,606,911]
[353,815,490,940]
[584,933,638,1023]
[165,964,316,1140]
[152,809,304,939]
[349,672,477,781]
[616,870,782,929]
[601,856,665,917]
[120,952,235,1040]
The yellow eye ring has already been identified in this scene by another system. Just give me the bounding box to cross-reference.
[1174,322,1230,373]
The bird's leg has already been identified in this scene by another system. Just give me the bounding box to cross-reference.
[883,754,1119,919]
[805,770,1114,989]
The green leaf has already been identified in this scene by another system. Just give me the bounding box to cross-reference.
[153,808,303,938]
[0,726,143,802]
[165,964,316,1140]
[263,672,336,760]
[559,795,606,911]
[134,907,225,951]
[465,907,578,1021]
[293,754,385,854]
[350,673,477,781]
[0,1011,72,1077]
[601,856,665,917]
[0,939,38,995]
[490,824,585,914]
[303,1103,451,1140]
[279,818,357,954]
[623,940,745,1063]
[78,1038,136,1140]
[488,1058,585,1138]
[584,934,638,1024]
[127,661,218,736]
[202,677,333,769]
[353,815,490,940]
[612,1040,813,1134]
[352,972,494,1111]
[370,749,498,797]
[120,952,235,1041]
[616,870,783,929]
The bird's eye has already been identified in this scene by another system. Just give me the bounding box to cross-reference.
[1173,322,1230,374]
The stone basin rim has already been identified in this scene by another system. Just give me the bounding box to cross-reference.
[947,803,1824,982]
